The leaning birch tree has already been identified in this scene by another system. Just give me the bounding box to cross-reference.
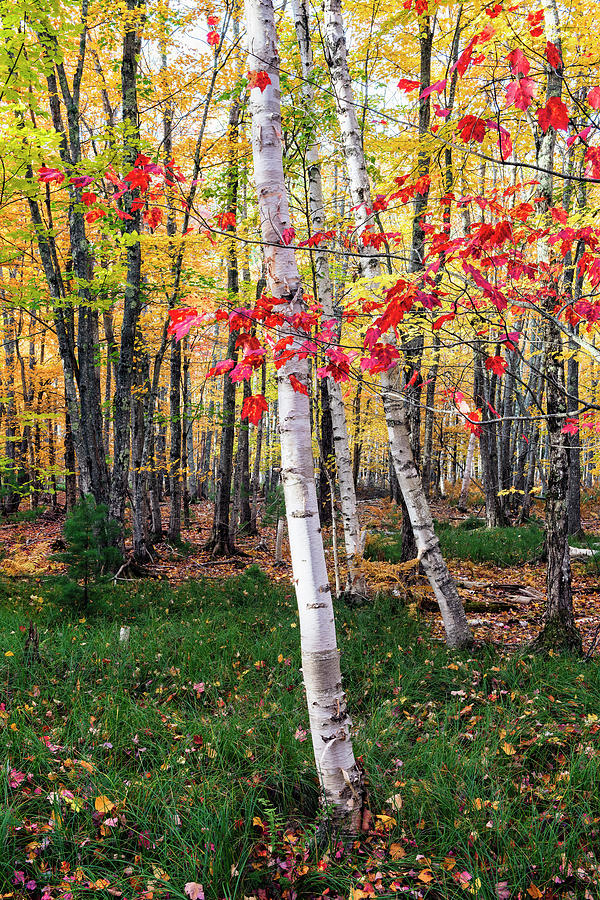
[245,0,364,822]
[323,0,473,649]
[291,0,366,600]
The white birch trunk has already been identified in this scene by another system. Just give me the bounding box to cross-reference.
[458,432,476,510]
[323,0,472,648]
[246,0,363,819]
[291,0,366,598]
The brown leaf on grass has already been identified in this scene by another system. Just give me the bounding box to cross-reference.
[389,843,406,860]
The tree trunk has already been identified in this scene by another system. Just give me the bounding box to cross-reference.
[168,336,182,542]
[292,0,366,597]
[205,96,241,555]
[323,0,471,647]
[247,0,363,823]
[250,357,266,533]
[238,379,252,533]
[531,0,581,653]
[458,432,476,511]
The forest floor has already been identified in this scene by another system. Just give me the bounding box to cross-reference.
[1,568,600,900]
[1,493,600,898]
[2,491,600,655]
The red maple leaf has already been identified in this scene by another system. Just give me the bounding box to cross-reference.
[81,192,97,207]
[124,168,150,192]
[505,77,535,111]
[248,70,271,92]
[545,41,562,69]
[216,210,236,230]
[241,393,268,426]
[588,86,600,110]
[397,78,420,91]
[38,166,65,184]
[207,30,219,46]
[85,209,106,224]
[506,48,530,76]
[485,355,508,376]
[551,206,567,225]
[561,418,579,434]
[206,359,235,378]
[457,115,487,143]
[289,374,309,396]
[537,96,569,132]
[144,206,163,229]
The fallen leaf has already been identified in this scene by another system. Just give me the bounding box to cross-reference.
[94,795,115,813]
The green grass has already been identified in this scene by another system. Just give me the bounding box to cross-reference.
[366,521,546,566]
[366,518,600,569]
[1,571,600,899]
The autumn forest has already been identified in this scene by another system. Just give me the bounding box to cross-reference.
[2,0,600,895]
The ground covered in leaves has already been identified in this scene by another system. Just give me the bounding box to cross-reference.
[2,494,600,656]
[1,569,600,900]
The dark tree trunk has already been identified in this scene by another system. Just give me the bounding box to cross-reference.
[474,350,506,527]
[168,337,182,542]
[318,376,334,526]
[531,8,581,653]
[206,328,238,555]
[250,355,266,534]
[205,95,240,555]
[352,374,363,490]
[238,379,252,532]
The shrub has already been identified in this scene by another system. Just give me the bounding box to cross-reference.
[53,495,122,605]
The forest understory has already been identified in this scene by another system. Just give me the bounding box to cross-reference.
[2,489,600,656]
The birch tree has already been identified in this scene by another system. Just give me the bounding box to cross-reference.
[291,0,366,600]
[245,0,363,822]
[323,0,473,649]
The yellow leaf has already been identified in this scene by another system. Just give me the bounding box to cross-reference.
[76,759,94,773]
[502,742,516,756]
[252,816,264,828]
[418,870,433,883]
[94,795,115,813]
[376,814,396,828]
[474,798,484,810]
[390,843,406,860]
[205,747,217,759]
[442,857,456,871]
[527,884,544,899]
[4,651,14,657]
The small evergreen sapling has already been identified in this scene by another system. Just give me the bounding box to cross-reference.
[55,495,122,604]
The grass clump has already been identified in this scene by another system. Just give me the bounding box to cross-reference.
[1,574,600,898]
[366,521,546,567]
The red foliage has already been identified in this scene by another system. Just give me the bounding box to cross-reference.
[248,70,271,92]
[241,393,268,425]
[537,97,569,132]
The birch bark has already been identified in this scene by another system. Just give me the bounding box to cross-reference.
[323,0,472,648]
[291,0,366,598]
[246,0,363,820]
